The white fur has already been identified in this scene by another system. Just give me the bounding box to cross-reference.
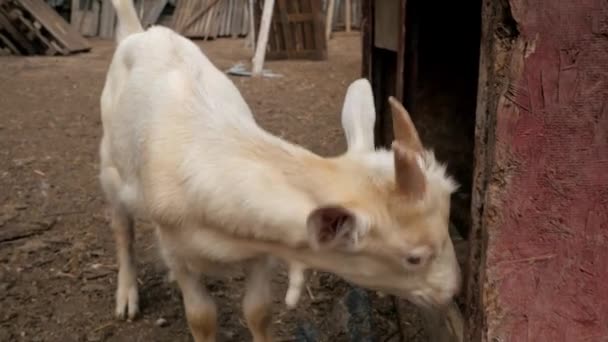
[341,78,376,153]
[100,1,461,340]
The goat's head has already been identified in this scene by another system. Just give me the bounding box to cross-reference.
[305,79,461,308]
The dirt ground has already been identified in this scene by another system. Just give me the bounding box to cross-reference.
[0,34,432,341]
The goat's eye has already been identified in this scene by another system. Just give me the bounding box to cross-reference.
[406,256,421,265]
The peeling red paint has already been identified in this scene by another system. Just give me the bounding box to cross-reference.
[482,0,608,341]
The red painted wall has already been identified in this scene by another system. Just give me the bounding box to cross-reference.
[482,0,608,341]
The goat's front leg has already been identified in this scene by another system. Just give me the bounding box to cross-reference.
[243,257,274,342]
[172,265,217,342]
[110,205,139,320]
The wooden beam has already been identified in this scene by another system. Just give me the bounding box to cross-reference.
[325,0,334,41]
[246,0,255,48]
[344,0,351,32]
[251,0,275,76]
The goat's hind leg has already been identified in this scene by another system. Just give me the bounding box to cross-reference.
[100,166,139,320]
[110,206,139,319]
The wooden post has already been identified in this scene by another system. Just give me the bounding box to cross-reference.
[247,0,256,49]
[251,0,274,76]
[344,0,351,32]
[325,0,334,41]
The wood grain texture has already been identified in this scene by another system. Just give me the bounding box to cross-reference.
[475,0,608,340]
[254,0,326,61]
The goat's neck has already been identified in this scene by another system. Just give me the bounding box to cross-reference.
[252,132,361,206]
[223,130,366,245]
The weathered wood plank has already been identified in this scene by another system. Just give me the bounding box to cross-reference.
[17,0,90,51]
[468,0,608,341]
[98,0,116,39]
[141,0,167,28]
[0,8,36,54]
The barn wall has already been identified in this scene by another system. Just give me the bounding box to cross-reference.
[469,0,608,340]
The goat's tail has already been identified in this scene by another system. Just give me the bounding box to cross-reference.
[111,0,143,44]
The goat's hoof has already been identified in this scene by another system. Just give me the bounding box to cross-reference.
[165,270,176,283]
[115,285,140,320]
[285,287,302,309]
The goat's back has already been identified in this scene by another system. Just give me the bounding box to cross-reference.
[99,26,257,215]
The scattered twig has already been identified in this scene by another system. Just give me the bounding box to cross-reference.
[383,329,400,342]
[55,271,78,279]
[91,321,114,333]
[0,312,17,324]
[306,285,314,301]
[42,210,86,217]
[0,219,56,244]
[84,273,111,281]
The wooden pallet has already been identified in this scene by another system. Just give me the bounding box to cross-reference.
[19,0,90,52]
[0,6,35,54]
[254,0,327,60]
[0,0,89,56]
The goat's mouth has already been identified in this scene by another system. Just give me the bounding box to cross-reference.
[383,288,455,310]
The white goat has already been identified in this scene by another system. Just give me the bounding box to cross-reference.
[99,1,461,341]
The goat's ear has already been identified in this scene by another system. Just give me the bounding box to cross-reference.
[306,205,368,250]
[341,79,376,153]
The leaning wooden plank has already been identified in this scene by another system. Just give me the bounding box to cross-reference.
[0,8,35,54]
[98,0,116,39]
[225,0,232,36]
[309,0,327,59]
[228,0,236,36]
[235,0,242,36]
[226,0,232,36]
[16,0,90,52]
[182,0,206,37]
[251,0,275,76]
[10,7,65,55]
[218,0,228,37]
[241,0,248,35]
[0,31,20,55]
[246,0,255,46]
[232,0,241,37]
[72,0,100,37]
[179,0,223,34]
[141,0,168,28]
[172,0,197,34]
[241,0,248,36]
[215,0,225,38]
[209,0,220,38]
[344,0,350,32]
[203,2,216,39]
[191,0,209,38]
[215,0,227,38]
[325,0,334,40]
[221,0,229,36]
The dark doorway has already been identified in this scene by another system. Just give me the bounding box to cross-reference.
[403,0,482,240]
